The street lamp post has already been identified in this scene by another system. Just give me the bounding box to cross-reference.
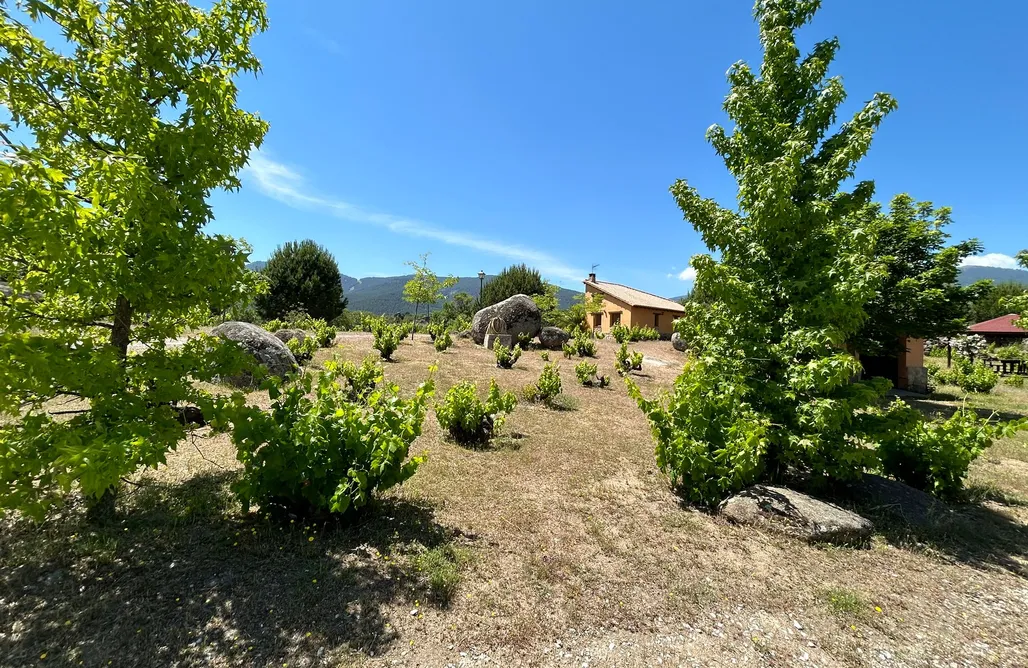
[477,270,486,306]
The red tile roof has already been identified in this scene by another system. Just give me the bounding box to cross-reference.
[969,313,1025,334]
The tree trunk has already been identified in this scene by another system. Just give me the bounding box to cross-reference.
[412,302,418,340]
[111,293,133,360]
[86,485,118,523]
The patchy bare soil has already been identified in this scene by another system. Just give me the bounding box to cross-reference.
[2,336,1027,667]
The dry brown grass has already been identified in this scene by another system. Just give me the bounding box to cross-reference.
[2,334,1027,667]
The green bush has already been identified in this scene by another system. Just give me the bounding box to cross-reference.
[337,357,383,403]
[575,361,610,388]
[878,408,1028,500]
[373,323,402,360]
[494,343,522,369]
[540,351,550,362]
[628,359,775,505]
[516,331,533,348]
[480,264,546,307]
[929,358,999,393]
[256,240,346,322]
[989,344,1028,361]
[434,330,453,352]
[436,379,517,446]
[230,364,435,515]
[611,323,660,343]
[959,361,999,393]
[286,336,318,364]
[1005,375,1025,388]
[523,362,563,406]
[614,343,643,375]
[563,331,596,358]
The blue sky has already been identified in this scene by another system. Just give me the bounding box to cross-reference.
[208,0,1027,295]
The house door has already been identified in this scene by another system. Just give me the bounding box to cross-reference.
[654,314,660,329]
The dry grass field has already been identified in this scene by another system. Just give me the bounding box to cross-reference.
[2,335,1027,667]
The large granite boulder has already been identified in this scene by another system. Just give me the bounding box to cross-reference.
[671,332,687,352]
[538,326,570,350]
[273,328,307,345]
[211,321,298,387]
[471,294,542,345]
[719,485,873,546]
[847,474,951,528]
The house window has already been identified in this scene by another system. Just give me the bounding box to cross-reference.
[654,313,660,329]
[610,312,622,326]
[593,313,602,328]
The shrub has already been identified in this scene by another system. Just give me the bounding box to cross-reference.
[436,379,517,446]
[575,361,609,388]
[614,343,643,375]
[611,323,660,343]
[256,240,346,322]
[524,363,563,406]
[231,364,435,515]
[628,359,775,505]
[337,357,383,403]
[877,408,1028,500]
[563,331,596,358]
[990,344,1028,361]
[311,320,337,347]
[1005,375,1025,388]
[959,360,999,393]
[540,351,550,362]
[434,330,453,352]
[286,336,318,364]
[929,358,999,393]
[480,264,546,307]
[517,332,533,348]
[373,323,401,360]
[495,343,522,369]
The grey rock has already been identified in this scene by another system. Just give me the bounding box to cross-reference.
[485,333,513,351]
[849,473,951,528]
[671,332,687,352]
[719,485,873,546]
[273,328,307,344]
[471,294,542,345]
[538,326,570,350]
[211,321,298,387]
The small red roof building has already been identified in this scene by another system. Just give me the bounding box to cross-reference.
[969,313,1025,335]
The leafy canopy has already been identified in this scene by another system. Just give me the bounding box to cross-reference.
[1007,250,1028,328]
[256,239,346,322]
[632,0,908,503]
[402,253,457,332]
[0,0,268,517]
[480,264,545,307]
[854,194,987,356]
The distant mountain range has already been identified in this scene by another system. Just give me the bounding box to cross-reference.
[957,265,1028,286]
[245,263,581,315]
[243,263,1028,316]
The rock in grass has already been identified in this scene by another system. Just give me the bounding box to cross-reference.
[211,321,298,387]
[719,485,873,546]
[471,294,542,345]
[538,326,570,350]
[848,474,951,528]
[273,328,307,345]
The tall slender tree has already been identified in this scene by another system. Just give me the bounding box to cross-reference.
[631,0,915,503]
[0,0,268,517]
[402,254,457,338]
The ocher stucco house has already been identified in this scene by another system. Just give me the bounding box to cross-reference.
[583,273,685,337]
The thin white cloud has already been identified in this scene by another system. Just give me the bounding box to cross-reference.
[242,152,586,283]
[678,266,697,281]
[960,253,1021,270]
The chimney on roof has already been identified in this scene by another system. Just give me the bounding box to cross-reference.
[588,272,596,282]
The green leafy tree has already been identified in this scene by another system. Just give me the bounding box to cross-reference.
[1007,250,1028,328]
[0,0,268,517]
[631,0,910,503]
[402,253,458,338]
[255,240,346,322]
[853,194,987,356]
[480,263,545,307]
[967,281,1027,324]
[436,291,476,325]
